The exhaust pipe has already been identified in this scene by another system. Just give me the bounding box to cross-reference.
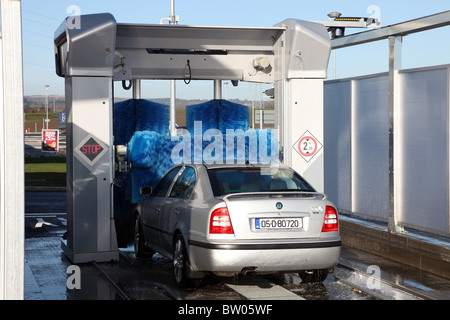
[241,267,258,276]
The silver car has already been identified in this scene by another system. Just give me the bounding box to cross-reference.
[133,163,341,288]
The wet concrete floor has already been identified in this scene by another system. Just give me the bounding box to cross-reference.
[24,212,450,300]
[24,191,450,301]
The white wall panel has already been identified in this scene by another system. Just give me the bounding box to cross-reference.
[352,75,390,220]
[398,67,449,233]
[324,66,450,236]
[324,80,351,212]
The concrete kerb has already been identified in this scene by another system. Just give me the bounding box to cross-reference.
[339,213,450,280]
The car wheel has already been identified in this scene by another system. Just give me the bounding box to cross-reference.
[173,234,192,289]
[134,214,152,258]
[299,269,329,284]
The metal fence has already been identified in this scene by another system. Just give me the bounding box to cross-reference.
[324,64,450,237]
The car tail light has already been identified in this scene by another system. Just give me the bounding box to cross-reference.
[209,207,234,234]
[322,206,339,232]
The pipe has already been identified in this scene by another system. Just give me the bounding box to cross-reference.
[169,80,176,136]
[170,0,175,24]
[214,80,222,99]
[169,0,177,136]
[132,79,141,99]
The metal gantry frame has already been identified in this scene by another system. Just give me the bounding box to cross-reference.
[54,13,331,263]
[328,10,450,232]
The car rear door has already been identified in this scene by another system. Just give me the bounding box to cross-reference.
[158,166,196,254]
[142,167,181,250]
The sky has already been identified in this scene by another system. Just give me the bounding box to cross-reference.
[18,0,450,101]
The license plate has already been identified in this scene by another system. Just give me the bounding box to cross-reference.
[255,218,302,230]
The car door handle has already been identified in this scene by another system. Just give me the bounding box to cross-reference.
[156,207,161,214]
[174,208,180,215]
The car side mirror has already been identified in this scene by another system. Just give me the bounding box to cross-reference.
[140,186,153,196]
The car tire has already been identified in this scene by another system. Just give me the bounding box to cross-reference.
[173,234,194,289]
[299,269,329,284]
[134,214,152,258]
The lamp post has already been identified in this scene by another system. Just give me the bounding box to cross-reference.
[44,84,49,129]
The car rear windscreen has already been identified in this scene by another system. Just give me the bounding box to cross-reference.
[207,167,315,197]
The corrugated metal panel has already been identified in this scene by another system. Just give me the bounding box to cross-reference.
[398,67,448,233]
[324,80,351,211]
[352,75,390,220]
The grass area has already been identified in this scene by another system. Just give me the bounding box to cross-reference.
[25,156,66,187]
[25,112,58,122]
[25,112,60,131]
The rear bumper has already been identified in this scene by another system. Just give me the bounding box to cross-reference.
[188,239,341,274]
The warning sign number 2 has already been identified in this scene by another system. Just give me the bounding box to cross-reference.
[293,130,322,163]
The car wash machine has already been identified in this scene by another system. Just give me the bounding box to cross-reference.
[54,13,330,263]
